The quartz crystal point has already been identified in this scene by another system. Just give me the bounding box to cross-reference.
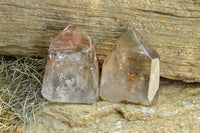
[42,25,99,104]
[100,28,160,105]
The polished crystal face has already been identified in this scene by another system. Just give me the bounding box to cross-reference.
[42,26,99,104]
[100,28,160,105]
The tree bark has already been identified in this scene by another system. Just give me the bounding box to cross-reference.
[0,0,200,82]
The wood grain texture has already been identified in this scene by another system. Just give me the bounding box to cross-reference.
[0,0,200,82]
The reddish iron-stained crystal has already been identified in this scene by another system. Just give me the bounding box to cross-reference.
[42,25,99,104]
[100,28,160,105]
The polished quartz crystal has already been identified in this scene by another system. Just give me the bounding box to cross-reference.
[42,25,99,104]
[100,28,160,105]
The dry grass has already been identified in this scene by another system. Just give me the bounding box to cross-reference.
[0,56,46,133]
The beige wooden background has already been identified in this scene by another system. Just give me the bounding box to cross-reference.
[0,0,200,82]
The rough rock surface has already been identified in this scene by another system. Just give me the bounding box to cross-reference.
[23,79,200,133]
[0,0,200,82]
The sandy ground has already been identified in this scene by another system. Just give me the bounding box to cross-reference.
[22,79,200,133]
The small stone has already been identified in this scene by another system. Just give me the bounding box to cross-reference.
[100,28,160,105]
[42,25,99,104]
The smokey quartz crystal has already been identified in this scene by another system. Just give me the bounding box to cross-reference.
[100,28,160,105]
[42,25,99,104]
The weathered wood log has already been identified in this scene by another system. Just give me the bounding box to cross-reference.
[0,0,200,82]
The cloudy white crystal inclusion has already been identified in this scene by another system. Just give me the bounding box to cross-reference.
[54,52,82,61]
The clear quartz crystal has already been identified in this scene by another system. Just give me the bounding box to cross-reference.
[42,25,99,104]
[100,28,160,105]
